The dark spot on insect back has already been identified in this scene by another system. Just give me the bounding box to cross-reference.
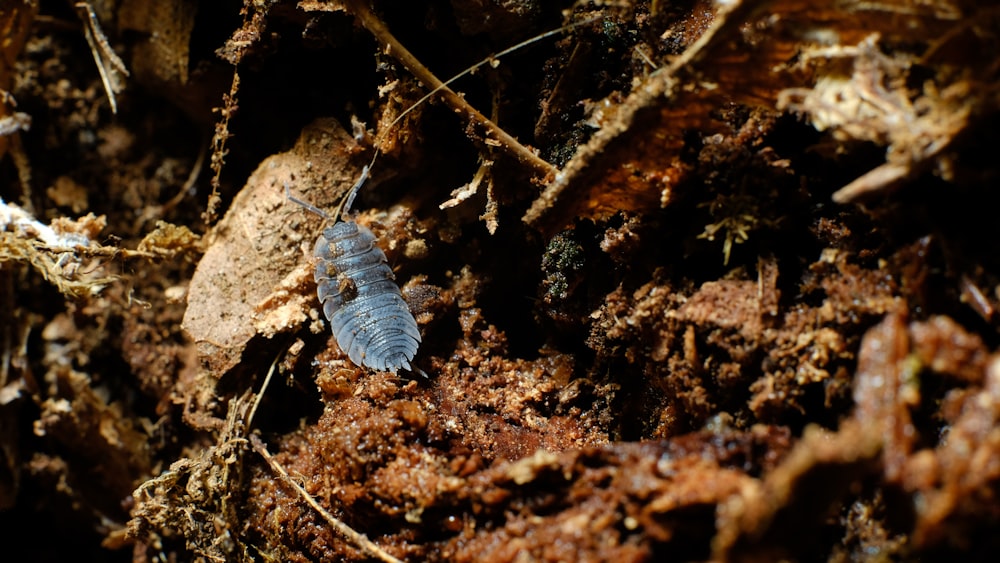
[337,273,359,302]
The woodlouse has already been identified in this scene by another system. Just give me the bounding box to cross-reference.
[313,220,421,373]
[283,18,593,375]
[287,168,421,374]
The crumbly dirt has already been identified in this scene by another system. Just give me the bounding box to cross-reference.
[3,1,1000,561]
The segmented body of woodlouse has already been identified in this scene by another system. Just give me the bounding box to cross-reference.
[313,220,421,373]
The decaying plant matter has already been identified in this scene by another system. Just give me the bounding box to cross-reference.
[2,0,1000,561]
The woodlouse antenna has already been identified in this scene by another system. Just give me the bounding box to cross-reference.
[284,165,369,224]
[333,165,370,221]
[284,182,332,221]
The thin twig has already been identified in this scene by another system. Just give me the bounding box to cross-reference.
[205,70,240,224]
[344,0,558,180]
[75,2,129,114]
[246,352,280,430]
[250,435,405,563]
[164,137,208,213]
[379,17,598,145]
[136,137,209,226]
